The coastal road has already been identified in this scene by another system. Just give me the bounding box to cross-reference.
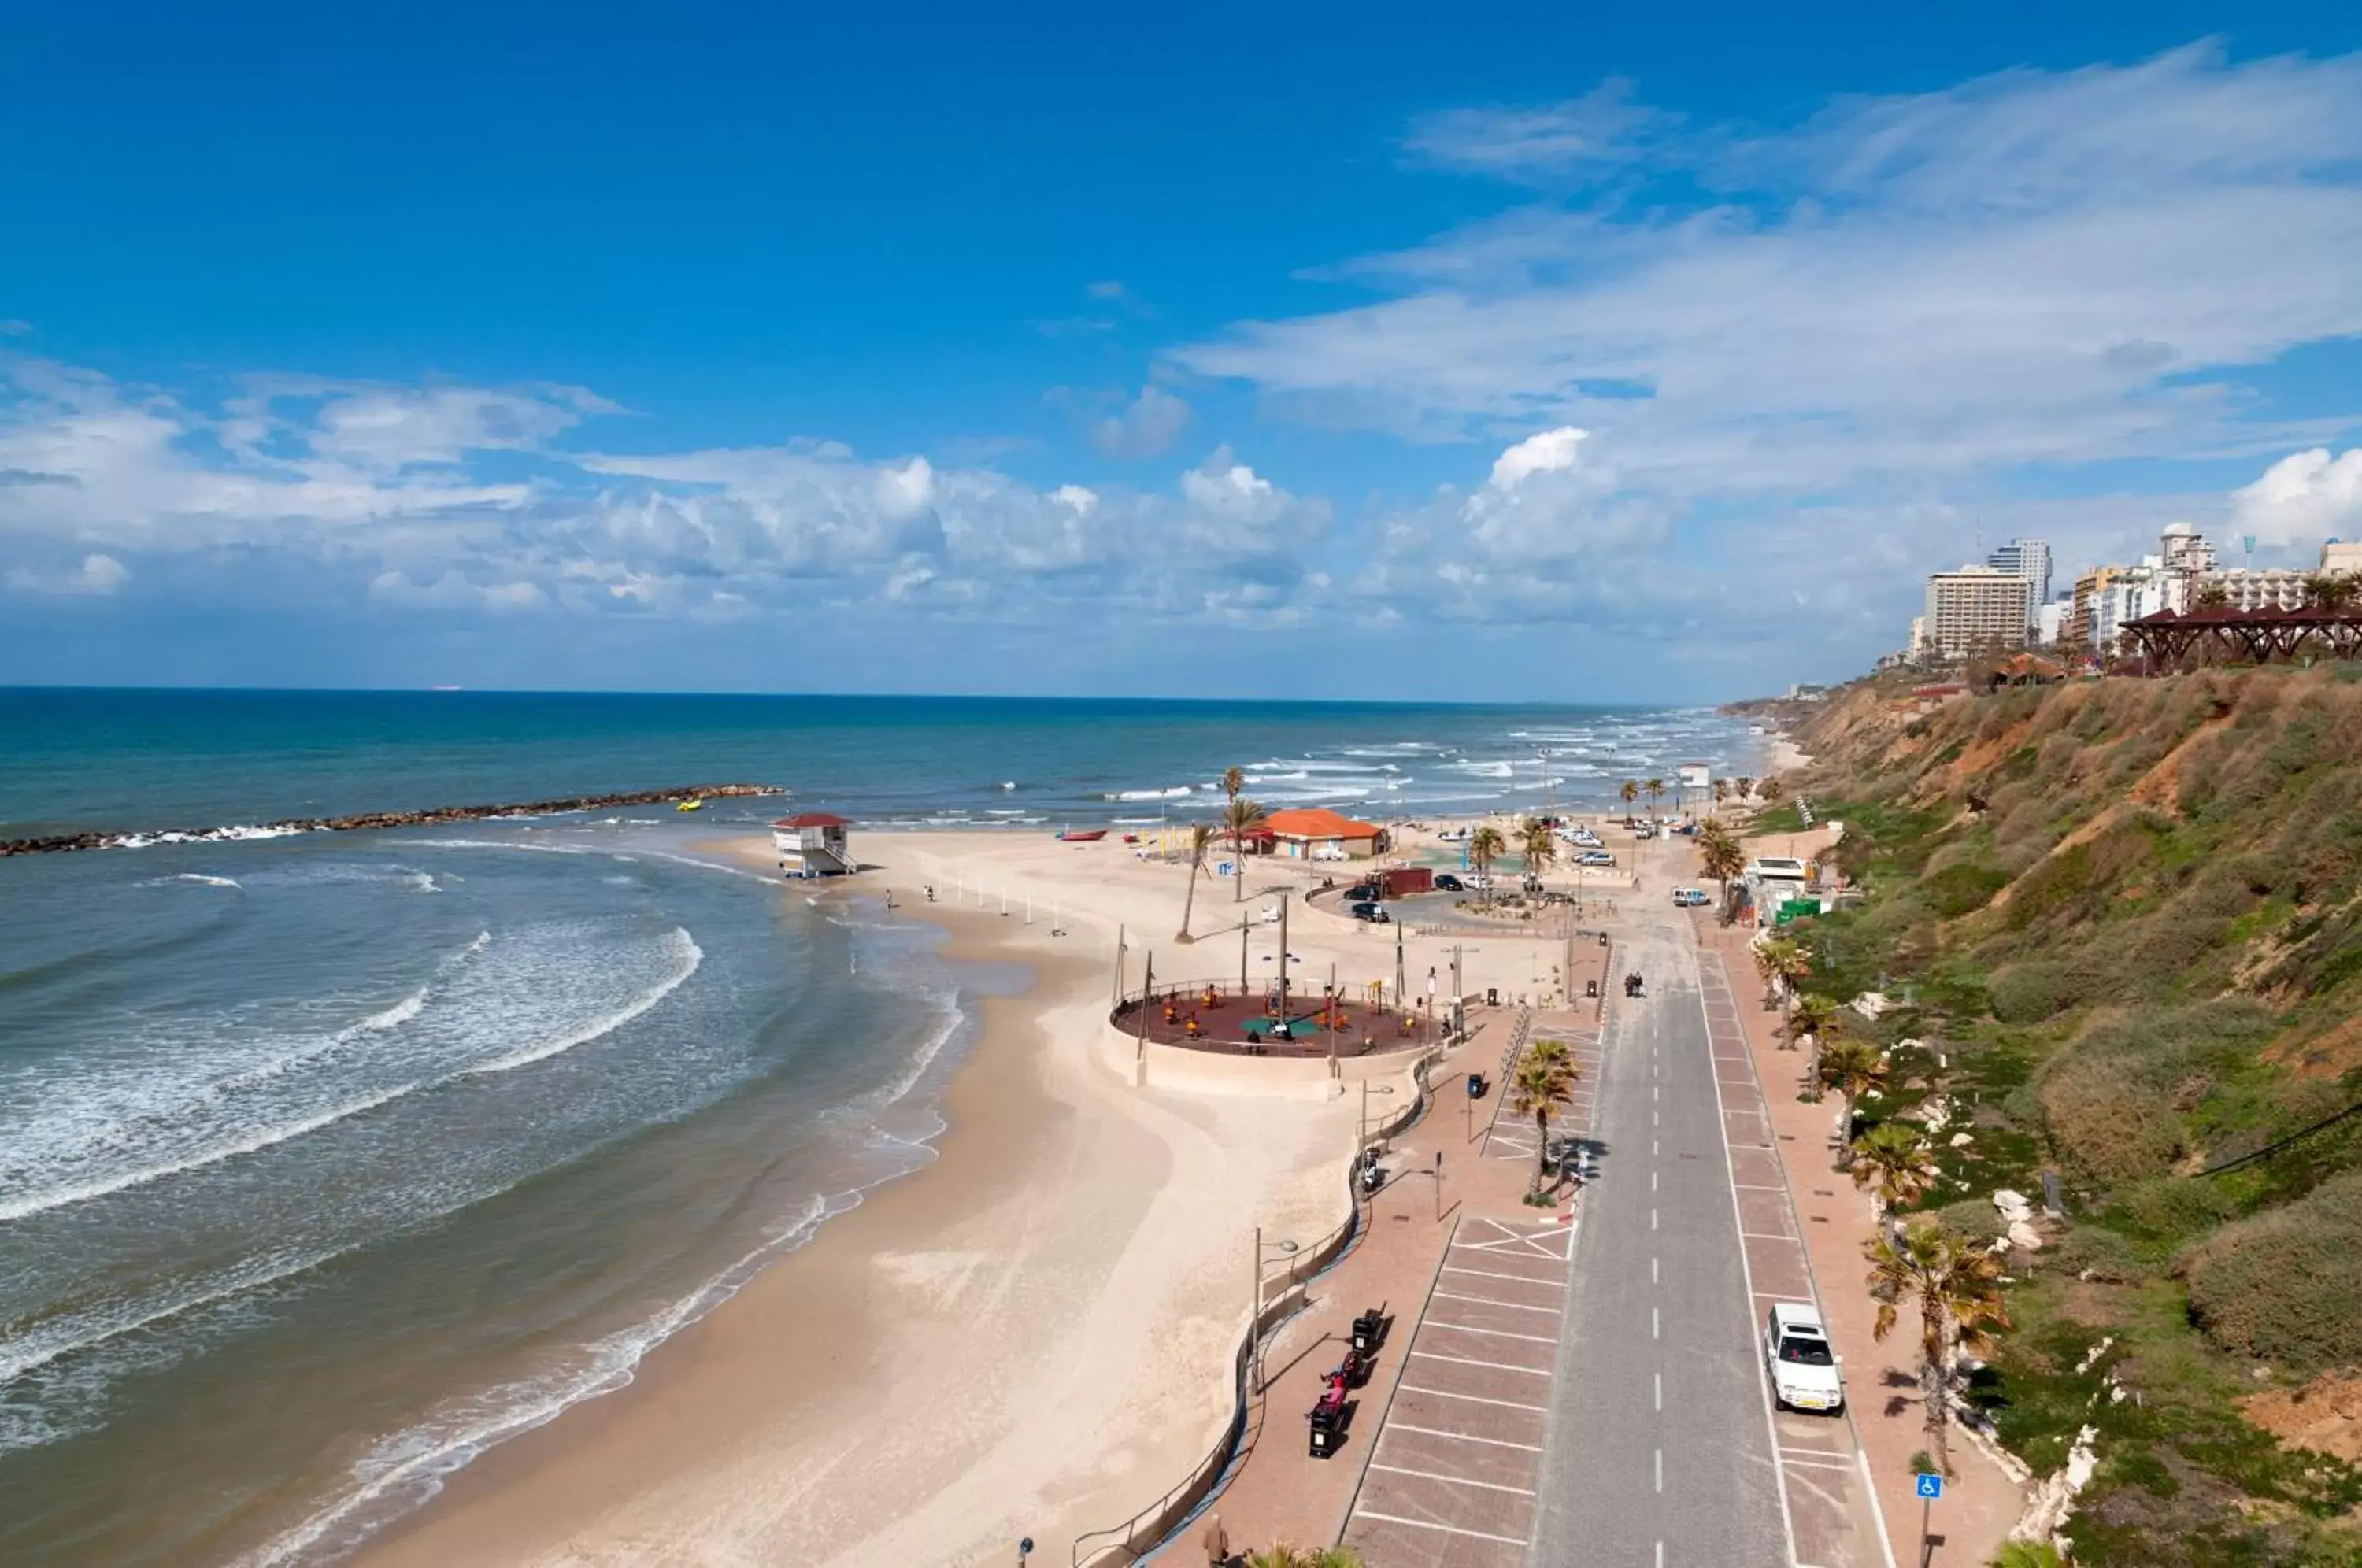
[1528,912,1792,1568]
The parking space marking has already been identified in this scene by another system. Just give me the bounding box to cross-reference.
[1388,1422,1542,1452]
[1397,1385,1547,1413]
[1368,1462,1537,1496]
[1349,1511,1527,1546]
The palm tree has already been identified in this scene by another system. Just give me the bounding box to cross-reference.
[1527,1036,1572,1071]
[1508,1051,1578,1194]
[1247,1546,1367,1568]
[2305,571,2360,612]
[1849,1119,1940,1210]
[1620,779,1640,812]
[1784,992,1842,1094]
[1712,778,1730,808]
[1734,774,1755,801]
[1221,795,1266,903]
[1697,819,1746,925]
[2192,581,2231,611]
[1468,824,1505,903]
[1816,1035,1888,1149]
[1221,767,1248,900]
[1759,775,1787,804]
[1644,777,1666,819]
[1520,815,1556,879]
[1754,937,1810,1025]
[1866,1220,2010,1476]
[1174,822,1216,943]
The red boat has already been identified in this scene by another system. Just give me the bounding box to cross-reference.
[1057,828,1107,842]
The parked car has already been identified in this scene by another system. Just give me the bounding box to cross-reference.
[1465,874,1494,891]
[1345,882,1383,902]
[1349,901,1391,923]
[1434,873,1465,893]
[1672,887,1711,908]
[1578,850,1616,867]
[1764,1302,1845,1414]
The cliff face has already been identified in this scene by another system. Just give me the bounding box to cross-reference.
[1764,667,2362,1565]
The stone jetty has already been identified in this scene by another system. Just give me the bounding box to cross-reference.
[0,784,784,857]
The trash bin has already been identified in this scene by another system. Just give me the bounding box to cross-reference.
[1585,979,1598,999]
[1486,986,1500,1007]
[1598,932,1610,947]
[1351,1311,1383,1355]
[1309,1424,1335,1458]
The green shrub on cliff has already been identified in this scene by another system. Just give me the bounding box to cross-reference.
[2182,1170,2362,1368]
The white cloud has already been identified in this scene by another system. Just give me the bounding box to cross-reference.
[2233,448,2362,546]
[1489,426,1588,488]
[1072,384,1193,459]
[1406,80,1678,181]
[1181,43,2362,499]
[0,320,31,338]
[1085,280,1131,301]
[6,552,128,596]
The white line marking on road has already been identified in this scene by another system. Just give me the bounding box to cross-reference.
[1653,1170,1660,1193]
[1742,1232,1803,1244]
[1653,1306,1660,1339]
[1653,1084,1660,1102]
[1653,1110,1660,1127]
[1655,1447,1664,1492]
[1369,1462,1536,1496]
[1651,1208,1659,1230]
[1409,1350,1550,1375]
[1779,1452,1859,1471]
[1733,1183,1787,1193]
[1427,1320,1559,1344]
[1651,1256,1659,1285]
[1653,1138,1660,1156]
[1436,1266,1568,1285]
[1388,1422,1543,1452]
[1655,1370,1663,1411]
[1656,1542,1664,1568]
[1435,1289,1563,1314]
[1398,1385,1548,1413]
[1350,1510,1527,1547]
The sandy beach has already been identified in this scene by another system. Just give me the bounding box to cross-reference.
[345,822,1579,1568]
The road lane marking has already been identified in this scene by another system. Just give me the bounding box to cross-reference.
[1389,1422,1542,1452]
[1655,1447,1664,1492]
[1369,1462,1537,1496]
[1398,1385,1547,1412]
[1409,1349,1549,1375]
[1651,1208,1659,1230]
[1427,1320,1559,1344]
[1435,1289,1562,1315]
[1655,1371,1663,1411]
[1350,1510,1527,1547]
[1651,1256,1659,1285]
[1653,1306,1660,1339]
[1653,1170,1660,1193]
[1743,1231,1801,1243]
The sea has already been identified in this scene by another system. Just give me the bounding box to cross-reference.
[0,689,1763,1566]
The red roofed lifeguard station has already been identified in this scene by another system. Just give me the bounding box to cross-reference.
[772,812,853,878]
[1257,808,1386,861]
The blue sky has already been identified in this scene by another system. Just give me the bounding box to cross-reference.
[5,3,2362,701]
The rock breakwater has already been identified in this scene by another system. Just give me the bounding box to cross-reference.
[0,785,784,857]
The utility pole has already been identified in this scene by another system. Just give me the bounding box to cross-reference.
[1277,894,1290,1022]
[1394,917,1405,1009]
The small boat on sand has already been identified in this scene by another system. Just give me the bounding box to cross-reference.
[1057,828,1107,842]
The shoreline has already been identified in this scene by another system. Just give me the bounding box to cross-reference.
[342,830,1358,1568]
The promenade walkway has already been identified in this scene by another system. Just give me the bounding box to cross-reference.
[1190,986,1609,1561]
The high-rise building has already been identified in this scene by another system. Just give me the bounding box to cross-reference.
[1922,566,2031,660]
[2159,522,2217,575]
[2323,539,2362,577]
[1986,538,2053,615]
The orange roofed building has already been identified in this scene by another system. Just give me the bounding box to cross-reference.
[1259,808,1387,861]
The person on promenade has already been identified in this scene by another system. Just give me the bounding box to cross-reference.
[1200,1512,1230,1566]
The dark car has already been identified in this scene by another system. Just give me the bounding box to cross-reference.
[1349,901,1391,923]
[1435,873,1465,892]
[1346,882,1382,902]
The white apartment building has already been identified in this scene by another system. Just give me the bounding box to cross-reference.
[1923,566,2031,659]
[2035,599,2068,645]
[2160,522,2218,575]
[2324,540,2362,577]
[2201,568,2310,612]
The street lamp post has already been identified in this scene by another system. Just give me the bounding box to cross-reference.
[1251,1228,1300,1394]
[1359,1081,1397,1154]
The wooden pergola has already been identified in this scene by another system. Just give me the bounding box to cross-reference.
[2120,605,2362,671]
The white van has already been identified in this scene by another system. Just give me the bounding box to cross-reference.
[1764,1302,1844,1413]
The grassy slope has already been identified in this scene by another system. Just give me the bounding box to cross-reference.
[1773,667,2362,1566]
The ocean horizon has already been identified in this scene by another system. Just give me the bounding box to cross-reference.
[1,688,1763,1566]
